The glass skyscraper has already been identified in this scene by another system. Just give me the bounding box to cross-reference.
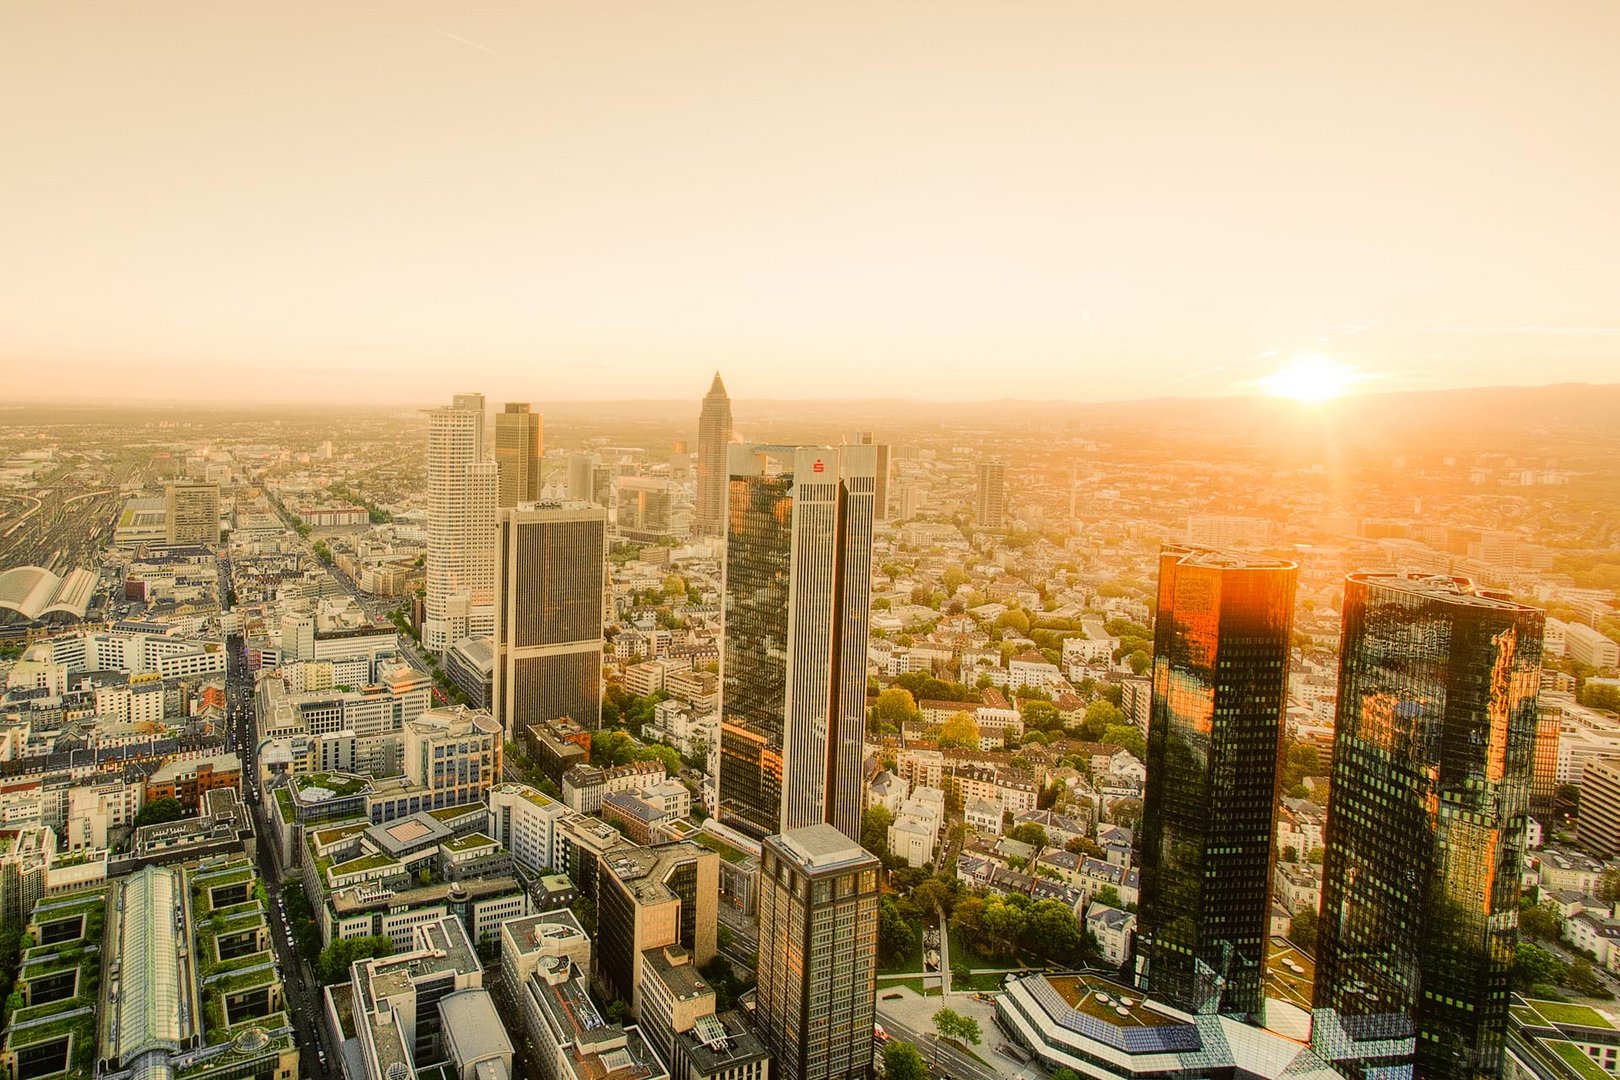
[718,444,875,842]
[1138,545,1297,1022]
[492,502,607,734]
[1312,574,1543,1080]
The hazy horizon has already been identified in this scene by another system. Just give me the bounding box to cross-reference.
[5,2,1620,404]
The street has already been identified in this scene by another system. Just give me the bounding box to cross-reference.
[876,986,1039,1080]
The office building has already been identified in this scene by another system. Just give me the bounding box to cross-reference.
[486,782,572,874]
[0,859,299,1080]
[1312,573,1543,1080]
[694,372,733,539]
[1138,546,1297,1022]
[1565,622,1620,669]
[995,971,1342,1080]
[426,392,497,652]
[641,947,771,1080]
[163,480,220,546]
[755,825,879,1080]
[1579,759,1620,857]
[617,475,677,541]
[494,401,543,508]
[975,458,1006,528]
[854,431,891,522]
[493,502,606,734]
[346,915,488,1080]
[596,842,719,1018]
[718,444,875,842]
[402,705,503,810]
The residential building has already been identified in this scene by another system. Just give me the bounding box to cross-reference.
[718,444,876,842]
[887,786,945,868]
[493,502,607,734]
[1313,573,1544,1080]
[755,824,879,1080]
[1138,546,1297,1022]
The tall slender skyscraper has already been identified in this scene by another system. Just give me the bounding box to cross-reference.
[1138,546,1297,1022]
[854,431,891,522]
[756,824,879,1080]
[1312,574,1542,1080]
[975,458,1006,528]
[494,402,542,507]
[694,373,733,539]
[718,444,875,842]
[425,393,496,652]
[492,502,606,735]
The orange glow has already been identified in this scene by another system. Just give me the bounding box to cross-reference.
[1257,352,1364,404]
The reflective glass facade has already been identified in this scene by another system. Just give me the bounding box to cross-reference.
[1312,574,1543,1080]
[1139,546,1296,1022]
[720,446,875,841]
[493,504,606,733]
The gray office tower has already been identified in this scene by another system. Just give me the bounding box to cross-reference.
[718,444,875,842]
[756,825,880,1080]
[493,502,607,735]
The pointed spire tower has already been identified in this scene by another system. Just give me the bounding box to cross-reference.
[695,372,733,539]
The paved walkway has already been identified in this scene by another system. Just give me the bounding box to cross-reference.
[876,984,1044,1080]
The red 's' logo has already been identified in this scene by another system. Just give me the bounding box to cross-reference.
[812,460,825,473]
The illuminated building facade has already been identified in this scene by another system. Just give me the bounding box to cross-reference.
[1312,574,1543,1080]
[718,444,875,842]
[494,402,543,508]
[1138,546,1297,1022]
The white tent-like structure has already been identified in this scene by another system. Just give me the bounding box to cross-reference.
[0,565,97,621]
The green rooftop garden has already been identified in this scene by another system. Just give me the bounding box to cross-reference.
[329,852,401,877]
[294,773,368,796]
[313,821,370,846]
[1523,1000,1618,1030]
[694,833,750,864]
[442,832,497,853]
[428,804,484,822]
[274,786,295,818]
[1548,1040,1612,1080]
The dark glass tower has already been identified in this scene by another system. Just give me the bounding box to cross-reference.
[1312,574,1542,1080]
[719,445,875,842]
[492,502,607,734]
[1138,546,1297,1022]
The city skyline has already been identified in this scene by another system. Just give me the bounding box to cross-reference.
[5,4,1620,404]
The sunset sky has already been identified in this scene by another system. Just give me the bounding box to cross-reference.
[4,2,1619,405]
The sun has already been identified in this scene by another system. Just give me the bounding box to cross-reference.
[1257,351,1361,404]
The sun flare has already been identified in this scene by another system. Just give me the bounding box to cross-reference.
[1257,352,1361,404]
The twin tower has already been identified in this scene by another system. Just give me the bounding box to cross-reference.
[1139,546,1543,1080]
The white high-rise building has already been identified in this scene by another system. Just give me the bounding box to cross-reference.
[425,393,497,653]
